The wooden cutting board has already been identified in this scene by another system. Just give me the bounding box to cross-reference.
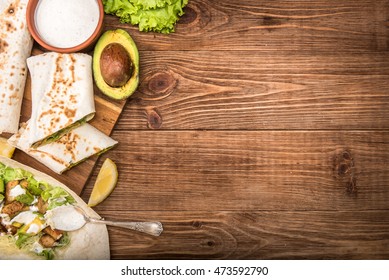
[9,48,127,196]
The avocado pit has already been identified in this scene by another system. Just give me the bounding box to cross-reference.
[100,43,133,88]
[93,29,139,100]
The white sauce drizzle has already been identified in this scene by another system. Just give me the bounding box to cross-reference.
[11,211,36,225]
[26,223,41,234]
[9,185,26,199]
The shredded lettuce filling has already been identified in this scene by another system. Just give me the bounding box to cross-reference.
[0,163,74,259]
[32,115,92,148]
[41,187,75,210]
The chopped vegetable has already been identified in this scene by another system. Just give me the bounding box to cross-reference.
[0,163,75,259]
[103,0,188,33]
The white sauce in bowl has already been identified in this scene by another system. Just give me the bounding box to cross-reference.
[35,0,100,48]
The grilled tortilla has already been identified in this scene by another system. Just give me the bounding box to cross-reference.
[23,52,95,148]
[0,156,110,259]
[0,0,33,134]
[9,123,118,174]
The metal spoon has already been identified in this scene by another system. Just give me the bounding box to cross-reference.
[46,205,163,237]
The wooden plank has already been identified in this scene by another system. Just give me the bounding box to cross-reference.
[82,130,389,211]
[106,0,389,52]
[115,51,389,129]
[10,48,127,195]
[90,210,389,259]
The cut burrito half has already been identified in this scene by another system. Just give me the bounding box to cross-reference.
[0,0,33,133]
[0,156,110,259]
[8,123,118,174]
[24,52,95,148]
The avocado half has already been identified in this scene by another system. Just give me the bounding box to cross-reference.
[93,29,140,100]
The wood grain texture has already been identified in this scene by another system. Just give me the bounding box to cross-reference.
[117,51,389,129]
[105,0,389,52]
[3,0,387,260]
[96,210,389,259]
[77,0,389,259]
[82,131,389,212]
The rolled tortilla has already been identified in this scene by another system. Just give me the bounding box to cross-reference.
[0,0,33,133]
[9,123,118,174]
[0,156,110,260]
[25,52,95,148]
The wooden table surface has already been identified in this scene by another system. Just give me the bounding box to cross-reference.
[80,0,389,259]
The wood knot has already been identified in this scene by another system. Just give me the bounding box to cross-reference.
[177,2,211,32]
[262,16,288,32]
[191,221,202,229]
[179,6,197,25]
[263,16,283,26]
[140,70,177,100]
[149,72,176,94]
[146,108,163,129]
[333,150,357,197]
[336,151,354,176]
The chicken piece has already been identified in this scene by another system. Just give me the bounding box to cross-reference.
[19,180,29,189]
[4,224,18,235]
[1,201,24,217]
[37,197,48,214]
[5,180,19,204]
[39,234,56,248]
[43,227,63,241]
[0,218,7,233]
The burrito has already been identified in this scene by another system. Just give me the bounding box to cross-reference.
[9,123,118,174]
[0,0,33,133]
[0,156,110,259]
[24,52,95,148]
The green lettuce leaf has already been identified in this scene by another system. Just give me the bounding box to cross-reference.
[41,186,75,210]
[26,179,44,196]
[2,167,25,182]
[56,232,70,248]
[15,232,33,249]
[38,249,55,260]
[15,191,35,205]
[0,178,4,193]
[102,0,188,33]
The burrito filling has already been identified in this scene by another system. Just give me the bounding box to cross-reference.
[31,115,92,148]
[0,163,76,259]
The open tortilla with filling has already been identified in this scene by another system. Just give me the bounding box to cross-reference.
[0,0,33,134]
[9,123,118,174]
[0,156,110,259]
[23,52,95,148]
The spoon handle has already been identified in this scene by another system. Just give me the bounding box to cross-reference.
[89,218,163,236]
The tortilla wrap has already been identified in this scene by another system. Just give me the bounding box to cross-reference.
[9,123,118,174]
[24,52,95,148]
[0,0,33,134]
[0,156,110,260]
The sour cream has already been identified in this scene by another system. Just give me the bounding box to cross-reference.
[9,185,26,200]
[11,211,36,225]
[34,0,100,48]
[11,212,46,235]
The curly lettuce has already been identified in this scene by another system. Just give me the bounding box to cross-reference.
[102,0,188,33]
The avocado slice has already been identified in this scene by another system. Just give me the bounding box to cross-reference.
[93,29,140,100]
